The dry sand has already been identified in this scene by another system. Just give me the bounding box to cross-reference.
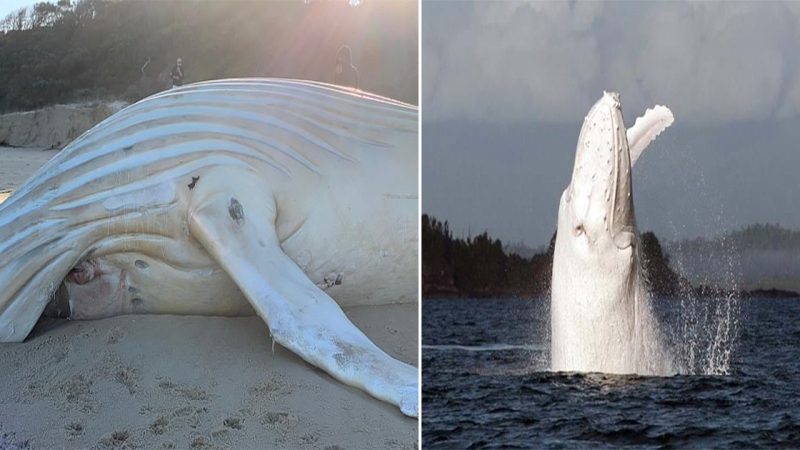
[0,147,59,193]
[0,147,419,449]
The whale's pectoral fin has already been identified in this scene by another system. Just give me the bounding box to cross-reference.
[187,172,418,417]
[626,105,674,166]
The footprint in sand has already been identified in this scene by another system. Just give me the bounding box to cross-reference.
[96,430,130,448]
[210,428,230,442]
[222,417,243,430]
[158,380,210,401]
[149,416,169,435]
[247,377,291,398]
[172,405,208,429]
[190,435,209,448]
[261,411,299,431]
[300,433,320,446]
[64,422,83,438]
[99,353,138,395]
[53,374,95,413]
[0,432,30,449]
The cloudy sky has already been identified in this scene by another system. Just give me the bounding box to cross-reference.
[423,1,800,247]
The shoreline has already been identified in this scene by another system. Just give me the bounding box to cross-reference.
[422,287,800,300]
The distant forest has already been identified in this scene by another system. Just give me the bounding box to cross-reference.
[422,214,687,299]
[671,223,800,253]
[0,0,417,112]
[665,223,800,293]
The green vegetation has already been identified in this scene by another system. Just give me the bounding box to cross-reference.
[422,214,551,297]
[0,0,417,112]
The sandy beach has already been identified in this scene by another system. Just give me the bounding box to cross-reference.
[0,147,59,193]
[0,147,418,449]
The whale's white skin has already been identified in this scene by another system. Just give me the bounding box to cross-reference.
[0,79,419,416]
[551,91,676,375]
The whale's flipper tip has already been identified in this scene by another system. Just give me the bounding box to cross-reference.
[187,168,419,417]
[627,105,675,166]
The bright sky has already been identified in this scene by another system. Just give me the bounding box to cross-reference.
[0,0,36,19]
[423,1,800,246]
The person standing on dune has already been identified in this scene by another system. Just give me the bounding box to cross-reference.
[334,46,359,89]
[170,57,184,89]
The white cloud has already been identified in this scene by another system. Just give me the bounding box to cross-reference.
[423,1,800,125]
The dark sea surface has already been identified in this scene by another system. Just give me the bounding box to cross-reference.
[422,297,800,448]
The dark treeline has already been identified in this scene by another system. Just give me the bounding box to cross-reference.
[422,214,552,298]
[0,0,417,112]
[422,214,690,299]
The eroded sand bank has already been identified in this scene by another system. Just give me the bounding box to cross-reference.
[0,103,125,150]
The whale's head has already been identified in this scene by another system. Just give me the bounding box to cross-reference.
[551,92,677,374]
[558,91,636,266]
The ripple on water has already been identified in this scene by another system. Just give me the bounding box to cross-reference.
[422,297,800,448]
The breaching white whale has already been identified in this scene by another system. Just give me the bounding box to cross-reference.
[0,79,419,416]
[551,91,676,375]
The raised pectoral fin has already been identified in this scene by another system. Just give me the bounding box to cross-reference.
[626,105,674,166]
[187,171,418,417]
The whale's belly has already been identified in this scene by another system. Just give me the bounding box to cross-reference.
[64,196,417,320]
[62,233,251,319]
[281,210,418,307]
[275,173,418,307]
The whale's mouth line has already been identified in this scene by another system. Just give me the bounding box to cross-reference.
[609,103,621,238]
[568,99,628,243]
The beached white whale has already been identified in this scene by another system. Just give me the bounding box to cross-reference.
[551,91,676,375]
[0,79,419,416]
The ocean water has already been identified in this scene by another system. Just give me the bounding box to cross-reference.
[422,297,800,448]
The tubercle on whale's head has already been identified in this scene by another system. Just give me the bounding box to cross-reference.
[563,91,635,253]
